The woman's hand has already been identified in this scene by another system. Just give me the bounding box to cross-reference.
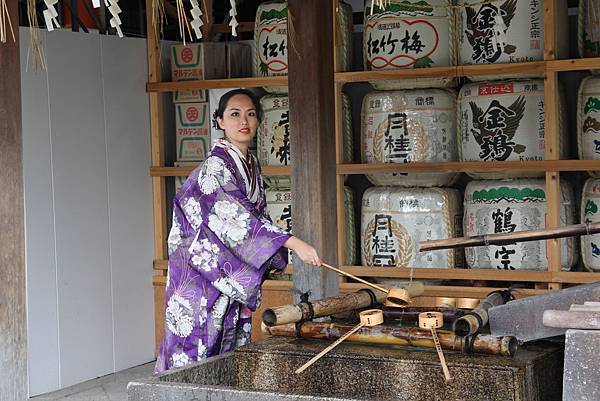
[284,236,322,266]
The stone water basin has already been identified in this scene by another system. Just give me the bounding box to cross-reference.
[128,337,563,401]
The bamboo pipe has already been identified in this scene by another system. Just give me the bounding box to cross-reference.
[320,263,424,304]
[295,309,384,374]
[418,222,600,252]
[262,321,517,356]
[263,289,387,327]
[382,307,464,325]
[452,290,512,337]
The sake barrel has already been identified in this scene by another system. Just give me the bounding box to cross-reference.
[578,76,600,177]
[464,179,576,271]
[254,1,353,93]
[361,187,463,269]
[363,0,457,89]
[259,93,354,189]
[579,0,600,59]
[458,80,553,179]
[266,188,293,264]
[458,0,567,80]
[265,187,357,265]
[361,89,458,187]
[581,178,600,272]
[258,94,292,189]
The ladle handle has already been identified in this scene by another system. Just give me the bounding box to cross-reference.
[320,263,388,294]
[295,322,365,374]
[430,327,451,382]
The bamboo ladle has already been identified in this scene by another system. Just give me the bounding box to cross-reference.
[295,309,384,374]
[419,311,451,382]
[320,262,423,305]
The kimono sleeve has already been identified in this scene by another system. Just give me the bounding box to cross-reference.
[183,156,292,272]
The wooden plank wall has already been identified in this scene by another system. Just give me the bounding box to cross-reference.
[0,0,27,398]
[288,0,339,301]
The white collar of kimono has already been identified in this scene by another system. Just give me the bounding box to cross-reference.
[214,139,259,204]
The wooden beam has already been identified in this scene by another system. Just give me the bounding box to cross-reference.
[288,0,338,301]
[340,267,552,283]
[147,76,288,92]
[0,0,27,398]
[336,160,600,174]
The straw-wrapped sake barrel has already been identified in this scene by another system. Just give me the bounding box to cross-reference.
[580,179,600,272]
[265,187,357,265]
[579,0,600,59]
[361,187,463,269]
[458,0,568,80]
[361,89,458,186]
[258,94,292,189]
[363,0,457,89]
[259,93,354,189]
[458,80,565,179]
[254,1,353,93]
[464,179,577,271]
[344,186,357,265]
[578,76,600,177]
[266,188,293,263]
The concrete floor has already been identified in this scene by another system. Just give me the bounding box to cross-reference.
[30,362,155,401]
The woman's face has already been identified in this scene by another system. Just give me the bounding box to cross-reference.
[217,94,259,147]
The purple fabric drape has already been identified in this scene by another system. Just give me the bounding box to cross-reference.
[155,143,290,372]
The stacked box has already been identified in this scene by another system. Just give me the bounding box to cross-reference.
[171,43,227,103]
[175,102,210,162]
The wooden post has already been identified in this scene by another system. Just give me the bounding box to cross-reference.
[0,1,27,398]
[544,0,561,291]
[288,0,339,301]
[146,0,167,261]
[146,0,168,354]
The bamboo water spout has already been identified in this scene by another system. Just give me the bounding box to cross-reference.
[419,222,600,252]
[453,290,513,337]
[262,321,517,356]
[263,289,387,327]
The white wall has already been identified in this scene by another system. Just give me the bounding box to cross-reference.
[21,28,154,396]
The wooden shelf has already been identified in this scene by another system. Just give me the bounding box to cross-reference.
[147,76,288,92]
[334,57,600,84]
[340,282,547,298]
[551,271,600,284]
[341,266,552,282]
[146,57,600,93]
[149,165,291,177]
[337,160,600,175]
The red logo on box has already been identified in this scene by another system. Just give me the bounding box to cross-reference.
[478,83,514,96]
[186,106,199,121]
[181,47,194,63]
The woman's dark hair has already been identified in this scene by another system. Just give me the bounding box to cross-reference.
[212,89,262,130]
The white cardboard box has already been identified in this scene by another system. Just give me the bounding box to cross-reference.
[171,43,227,103]
[175,102,211,161]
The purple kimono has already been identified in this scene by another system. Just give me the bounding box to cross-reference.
[155,140,291,372]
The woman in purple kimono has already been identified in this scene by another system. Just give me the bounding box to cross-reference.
[155,89,321,372]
